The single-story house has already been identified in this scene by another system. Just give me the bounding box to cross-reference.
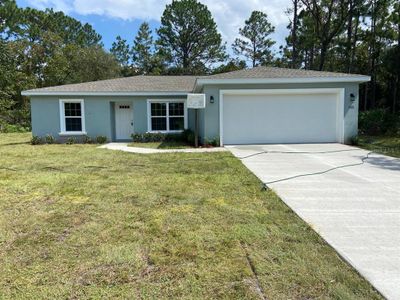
[22,67,370,145]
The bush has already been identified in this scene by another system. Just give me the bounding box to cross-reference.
[144,132,165,142]
[182,129,195,145]
[66,137,76,145]
[45,134,56,144]
[131,132,168,143]
[96,135,107,144]
[0,123,29,133]
[203,137,220,147]
[31,135,43,145]
[350,135,359,146]
[359,109,400,136]
[82,135,92,144]
[131,130,195,144]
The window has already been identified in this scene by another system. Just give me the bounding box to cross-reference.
[59,99,86,134]
[148,100,186,132]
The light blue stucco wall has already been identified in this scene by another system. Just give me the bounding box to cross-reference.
[30,82,360,144]
[30,95,186,142]
[200,82,360,144]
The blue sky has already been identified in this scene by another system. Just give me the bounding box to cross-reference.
[17,0,291,56]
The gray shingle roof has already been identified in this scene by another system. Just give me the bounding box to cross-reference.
[205,66,365,79]
[24,75,198,93]
[22,67,369,95]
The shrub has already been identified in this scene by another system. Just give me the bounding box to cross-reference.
[165,133,184,142]
[66,137,76,145]
[182,129,195,145]
[0,123,29,133]
[45,134,56,144]
[82,135,92,144]
[31,135,43,145]
[96,135,107,144]
[359,109,400,136]
[350,135,359,146]
[131,130,195,144]
[203,137,220,147]
[131,132,167,143]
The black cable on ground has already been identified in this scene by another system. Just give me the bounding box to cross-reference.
[238,148,361,160]
[260,152,373,189]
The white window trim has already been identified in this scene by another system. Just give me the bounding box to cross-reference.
[59,99,86,135]
[147,99,188,133]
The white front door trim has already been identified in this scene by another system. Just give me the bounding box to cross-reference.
[115,102,133,140]
[219,88,345,146]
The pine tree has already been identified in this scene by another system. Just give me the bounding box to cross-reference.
[157,0,226,74]
[110,36,130,67]
[131,22,156,74]
[232,11,275,67]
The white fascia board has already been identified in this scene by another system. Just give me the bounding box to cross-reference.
[21,91,190,97]
[194,76,371,91]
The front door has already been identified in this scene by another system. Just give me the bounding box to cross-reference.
[115,103,133,140]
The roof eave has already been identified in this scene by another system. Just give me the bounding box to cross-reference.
[21,91,190,97]
[193,76,371,92]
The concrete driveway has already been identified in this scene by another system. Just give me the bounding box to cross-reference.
[228,143,400,299]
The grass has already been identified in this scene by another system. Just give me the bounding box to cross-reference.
[128,140,193,149]
[0,132,382,299]
[358,135,400,157]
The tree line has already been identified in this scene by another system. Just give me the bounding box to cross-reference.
[0,0,399,130]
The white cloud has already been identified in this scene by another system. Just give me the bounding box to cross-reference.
[73,0,168,21]
[26,0,292,51]
[27,0,73,12]
[201,0,291,51]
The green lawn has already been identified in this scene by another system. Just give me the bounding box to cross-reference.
[128,140,193,149]
[0,133,381,299]
[358,135,400,157]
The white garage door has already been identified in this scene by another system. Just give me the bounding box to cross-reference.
[221,89,343,145]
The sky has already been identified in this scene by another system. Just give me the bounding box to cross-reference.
[17,0,292,56]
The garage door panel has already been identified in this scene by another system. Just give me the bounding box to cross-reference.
[222,93,338,144]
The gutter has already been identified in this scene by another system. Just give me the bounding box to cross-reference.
[21,91,190,97]
[193,76,371,92]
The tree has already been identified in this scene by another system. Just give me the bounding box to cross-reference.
[110,36,130,66]
[21,7,102,46]
[0,40,16,125]
[232,11,275,67]
[0,0,22,40]
[44,45,121,86]
[211,59,246,74]
[281,8,318,69]
[286,0,301,68]
[0,39,36,127]
[131,22,162,74]
[382,46,400,112]
[0,2,117,128]
[157,0,226,74]
[300,0,349,70]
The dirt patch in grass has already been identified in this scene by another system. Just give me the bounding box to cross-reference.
[0,133,382,299]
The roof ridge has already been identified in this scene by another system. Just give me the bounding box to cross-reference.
[21,66,370,96]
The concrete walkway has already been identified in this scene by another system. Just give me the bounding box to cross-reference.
[99,142,227,154]
[228,143,400,300]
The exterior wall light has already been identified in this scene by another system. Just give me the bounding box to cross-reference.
[210,96,214,103]
[350,93,356,102]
